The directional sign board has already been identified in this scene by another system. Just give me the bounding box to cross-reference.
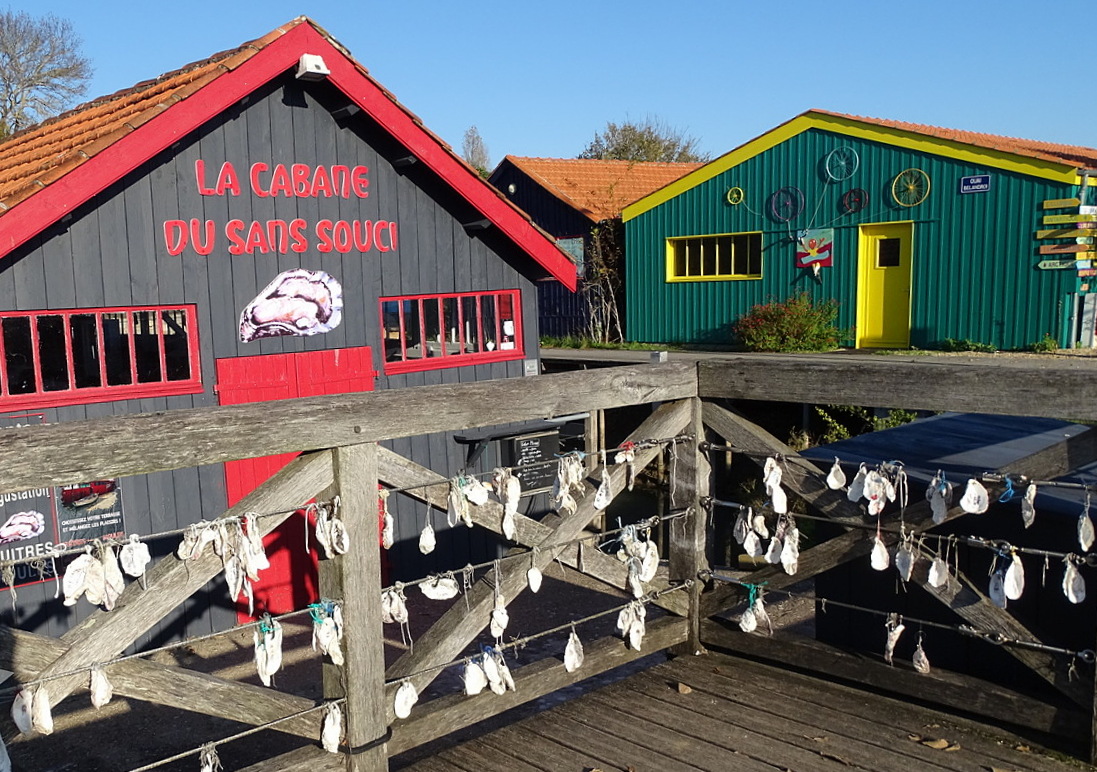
[1038,258,1078,270]
[959,175,992,194]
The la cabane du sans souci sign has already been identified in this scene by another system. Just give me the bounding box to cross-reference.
[162,161,399,257]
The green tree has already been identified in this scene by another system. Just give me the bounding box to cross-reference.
[578,117,710,163]
[0,10,91,133]
[461,125,491,177]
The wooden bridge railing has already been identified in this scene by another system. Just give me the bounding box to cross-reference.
[1,355,1096,769]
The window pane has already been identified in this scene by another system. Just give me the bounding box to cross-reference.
[102,313,132,386]
[37,316,69,391]
[499,294,517,350]
[442,297,459,354]
[717,237,732,275]
[381,300,403,361]
[133,311,162,383]
[747,234,762,275]
[402,300,424,360]
[673,241,686,277]
[423,298,441,358]
[701,238,717,276]
[71,314,102,388]
[481,295,498,351]
[878,238,901,267]
[462,296,480,352]
[3,317,35,394]
[162,310,191,381]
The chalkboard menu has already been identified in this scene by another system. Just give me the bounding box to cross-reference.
[501,430,560,492]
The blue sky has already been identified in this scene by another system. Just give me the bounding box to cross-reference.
[27,0,1097,166]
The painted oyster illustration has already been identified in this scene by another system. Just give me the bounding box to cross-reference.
[0,511,45,544]
[240,269,343,342]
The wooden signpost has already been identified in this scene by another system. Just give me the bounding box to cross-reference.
[1037,258,1078,270]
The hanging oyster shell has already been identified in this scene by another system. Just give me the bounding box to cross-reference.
[593,468,613,511]
[462,477,491,506]
[614,445,637,491]
[862,470,887,510]
[62,552,96,607]
[421,574,459,601]
[928,556,949,588]
[742,530,763,559]
[253,617,283,687]
[764,534,783,564]
[119,534,151,579]
[419,521,435,555]
[638,539,660,583]
[11,689,32,735]
[564,630,584,672]
[752,596,773,636]
[99,545,125,612]
[870,535,890,571]
[30,686,52,735]
[738,604,757,633]
[732,508,750,545]
[464,659,488,695]
[494,650,516,692]
[1021,484,1037,529]
[926,473,953,525]
[90,665,113,709]
[895,541,915,583]
[394,681,419,719]
[826,457,846,490]
[959,479,989,514]
[1080,513,1095,552]
[82,555,107,608]
[770,484,788,515]
[847,464,868,501]
[988,569,1007,609]
[240,269,343,342]
[1064,558,1086,604]
[883,615,904,665]
[321,702,342,753]
[381,512,394,550]
[490,594,509,639]
[1004,553,1025,601]
[751,513,770,540]
[912,639,931,674]
[780,525,800,575]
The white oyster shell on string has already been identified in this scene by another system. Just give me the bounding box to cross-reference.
[564,630,584,672]
[463,659,488,696]
[1021,484,1037,528]
[10,689,32,735]
[912,639,931,674]
[1064,558,1086,604]
[394,681,419,719]
[1079,513,1095,552]
[420,574,459,601]
[988,570,1007,609]
[870,535,890,571]
[418,521,436,555]
[240,269,343,342]
[1004,554,1025,601]
[30,686,52,736]
[119,534,151,579]
[928,556,949,588]
[321,702,342,753]
[90,666,113,709]
[826,458,846,490]
[959,479,989,514]
[847,464,868,502]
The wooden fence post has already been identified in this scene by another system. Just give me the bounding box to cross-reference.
[329,442,388,772]
[669,397,710,655]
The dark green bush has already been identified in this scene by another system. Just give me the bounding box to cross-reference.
[733,293,848,352]
[939,337,997,353]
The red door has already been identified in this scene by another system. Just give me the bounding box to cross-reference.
[216,347,377,620]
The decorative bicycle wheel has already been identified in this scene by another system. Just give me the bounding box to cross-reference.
[824,146,860,181]
[726,186,744,205]
[769,186,805,221]
[892,168,931,207]
[841,188,868,214]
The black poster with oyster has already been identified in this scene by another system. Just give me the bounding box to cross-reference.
[0,414,59,587]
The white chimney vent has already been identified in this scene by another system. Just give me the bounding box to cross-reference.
[296,54,330,81]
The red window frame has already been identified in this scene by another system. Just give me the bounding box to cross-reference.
[0,305,203,410]
[379,290,524,374]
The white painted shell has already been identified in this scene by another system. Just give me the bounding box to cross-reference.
[119,535,151,578]
[501,510,516,541]
[770,484,788,515]
[100,546,125,611]
[912,641,931,674]
[1004,555,1025,601]
[420,575,459,601]
[1021,484,1037,528]
[847,464,868,501]
[895,545,915,583]
[490,601,509,639]
[870,536,890,571]
[564,631,584,672]
[764,535,783,565]
[639,540,660,583]
[928,557,949,588]
[959,479,989,514]
[527,564,543,594]
[11,689,32,735]
[482,652,504,695]
[752,597,773,636]
[780,527,800,576]
[1064,559,1086,604]
[826,458,846,490]
[463,660,488,695]
[82,556,106,608]
[883,621,904,665]
[30,686,52,736]
[381,513,395,550]
[742,530,763,559]
[90,666,113,709]
[1079,513,1095,552]
[751,513,769,540]
[62,553,95,607]
[321,702,342,753]
[988,570,1007,609]
[628,616,646,651]
[462,477,491,506]
[738,605,757,633]
[593,470,613,511]
[732,509,749,545]
[394,681,419,719]
[419,522,436,555]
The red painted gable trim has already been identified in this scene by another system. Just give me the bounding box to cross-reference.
[0,23,576,291]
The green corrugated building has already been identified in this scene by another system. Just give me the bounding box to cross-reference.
[622,110,1097,350]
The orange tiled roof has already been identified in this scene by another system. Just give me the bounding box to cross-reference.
[811,109,1097,170]
[502,156,703,222]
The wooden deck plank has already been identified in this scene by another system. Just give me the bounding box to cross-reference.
[665,654,1077,772]
[561,684,785,767]
[477,723,611,772]
[533,710,708,772]
[433,740,544,772]
[617,665,963,772]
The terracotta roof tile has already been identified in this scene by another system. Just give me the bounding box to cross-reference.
[0,18,307,213]
[812,109,1097,170]
[502,156,703,222]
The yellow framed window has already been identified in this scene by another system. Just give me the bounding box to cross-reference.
[668,232,762,280]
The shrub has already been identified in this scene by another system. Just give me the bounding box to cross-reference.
[939,337,997,353]
[1028,334,1058,354]
[733,293,848,353]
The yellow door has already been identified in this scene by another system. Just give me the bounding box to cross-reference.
[857,222,913,348]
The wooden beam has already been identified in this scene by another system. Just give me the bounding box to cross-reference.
[375,447,689,618]
[1039,243,1097,255]
[698,619,1087,740]
[33,451,334,711]
[697,358,1097,420]
[1043,198,1081,209]
[0,625,320,741]
[383,400,692,711]
[0,362,697,494]
[669,398,709,654]
[387,616,688,756]
[332,444,388,771]
[1036,228,1095,239]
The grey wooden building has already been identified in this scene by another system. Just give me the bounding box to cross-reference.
[0,18,574,642]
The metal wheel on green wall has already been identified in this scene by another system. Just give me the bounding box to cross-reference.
[824,146,860,181]
[891,168,931,207]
